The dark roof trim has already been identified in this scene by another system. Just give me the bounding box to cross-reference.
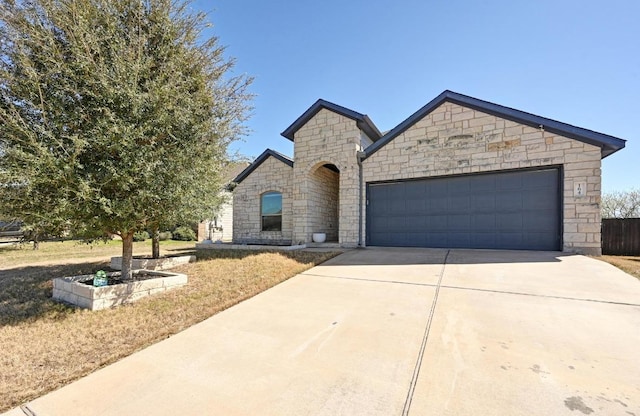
[232,149,293,184]
[363,90,626,160]
[281,99,382,142]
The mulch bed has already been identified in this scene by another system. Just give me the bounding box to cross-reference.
[79,271,169,286]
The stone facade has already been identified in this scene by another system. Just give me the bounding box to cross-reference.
[232,92,623,254]
[291,109,367,246]
[362,102,602,254]
[232,156,293,245]
[308,165,340,242]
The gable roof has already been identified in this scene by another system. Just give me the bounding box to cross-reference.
[232,149,293,184]
[281,99,382,142]
[222,161,251,183]
[363,90,626,160]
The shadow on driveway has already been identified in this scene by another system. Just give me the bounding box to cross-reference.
[319,247,569,266]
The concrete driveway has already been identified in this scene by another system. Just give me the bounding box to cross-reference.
[7,248,640,416]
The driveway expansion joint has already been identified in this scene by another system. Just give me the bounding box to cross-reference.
[19,406,36,416]
[301,273,439,287]
[441,285,640,307]
[402,249,450,416]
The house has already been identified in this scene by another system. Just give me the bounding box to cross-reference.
[231,90,626,255]
[197,161,250,242]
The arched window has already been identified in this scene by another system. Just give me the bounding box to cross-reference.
[261,191,282,231]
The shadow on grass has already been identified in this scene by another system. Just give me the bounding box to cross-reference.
[0,261,109,326]
[196,249,341,264]
[0,242,24,254]
[165,247,197,255]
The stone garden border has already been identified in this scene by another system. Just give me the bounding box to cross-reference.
[52,270,188,311]
[110,255,196,271]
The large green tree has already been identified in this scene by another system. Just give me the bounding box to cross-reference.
[0,0,252,278]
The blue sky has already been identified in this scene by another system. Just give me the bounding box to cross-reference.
[194,0,639,193]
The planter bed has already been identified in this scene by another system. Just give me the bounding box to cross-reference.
[52,270,188,311]
[110,254,196,271]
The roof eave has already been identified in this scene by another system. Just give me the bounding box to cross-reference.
[232,149,293,185]
[281,99,382,142]
[363,90,626,160]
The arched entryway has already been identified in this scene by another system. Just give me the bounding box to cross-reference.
[308,162,340,242]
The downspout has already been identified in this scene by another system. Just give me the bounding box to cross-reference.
[357,151,366,247]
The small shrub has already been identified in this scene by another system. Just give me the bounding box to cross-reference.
[172,226,196,241]
[158,231,172,241]
[133,231,150,242]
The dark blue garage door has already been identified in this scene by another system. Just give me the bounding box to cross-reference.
[366,168,561,250]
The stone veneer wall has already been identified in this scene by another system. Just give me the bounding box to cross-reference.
[308,166,339,242]
[232,156,293,245]
[292,108,365,246]
[362,102,602,255]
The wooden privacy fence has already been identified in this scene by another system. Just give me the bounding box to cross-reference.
[602,218,640,255]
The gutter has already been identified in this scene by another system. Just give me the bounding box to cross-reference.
[357,151,366,247]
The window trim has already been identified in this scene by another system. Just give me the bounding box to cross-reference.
[261,191,282,232]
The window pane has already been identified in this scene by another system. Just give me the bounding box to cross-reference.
[261,192,282,216]
[262,215,282,231]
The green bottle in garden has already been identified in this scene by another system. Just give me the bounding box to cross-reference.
[93,270,108,287]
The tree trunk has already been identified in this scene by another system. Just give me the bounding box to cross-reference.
[151,226,160,259]
[32,236,39,250]
[121,232,134,280]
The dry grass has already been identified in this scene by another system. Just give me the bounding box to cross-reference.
[599,255,640,280]
[0,249,340,412]
[0,239,195,269]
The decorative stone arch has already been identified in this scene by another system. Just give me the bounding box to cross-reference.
[307,160,340,243]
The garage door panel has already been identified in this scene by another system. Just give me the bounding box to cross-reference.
[367,168,560,251]
[430,181,449,197]
[523,232,557,249]
[447,233,472,248]
[471,194,496,211]
[405,199,427,214]
[405,215,427,228]
[370,216,393,232]
[496,191,524,210]
[405,233,428,247]
[473,175,497,191]
[527,170,557,188]
[448,195,470,213]
[387,185,405,199]
[448,214,471,231]
[371,232,399,246]
[497,172,524,190]
[471,214,497,231]
[470,233,497,247]
[385,216,406,230]
[524,193,557,210]
[523,210,558,232]
[497,213,523,230]
[496,233,524,248]
[430,196,448,211]
[389,199,406,214]
[404,181,425,197]
[429,215,449,230]
[426,232,449,247]
[448,176,471,194]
